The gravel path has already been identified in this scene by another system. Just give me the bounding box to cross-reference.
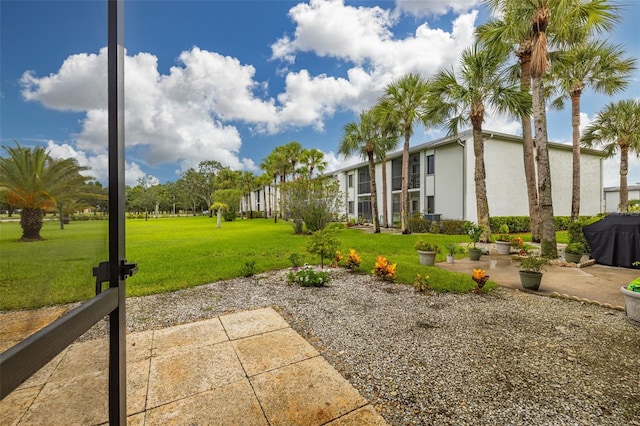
[81,268,639,426]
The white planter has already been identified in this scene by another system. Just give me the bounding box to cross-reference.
[446,255,455,264]
[495,241,511,255]
[621,286,640,324]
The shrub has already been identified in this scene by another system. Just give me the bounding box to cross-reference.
[440,220,470,235]
[429,221,441,234]
[408,217,430,233]
[288,253,303,267]
[519,255,548,273]
[565,242,586,254]
[372,256,397,282]
[446,243,458,256]
[464,222,484,247]
[223,210,237,222]
[412,274,430,292]
[240,260,256,277]
[414,240,439,252]
[286,266,331,287]
[345,248,362,271]
[325,222,346,230]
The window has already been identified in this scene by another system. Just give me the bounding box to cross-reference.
[348,201,354,214]
[409,154,420,189]
[357,166,370,194]
[392,154,420,190]
[348,174,353,188]
[427,196,435,214]
[357,196,372,220]
[426,154,435,175]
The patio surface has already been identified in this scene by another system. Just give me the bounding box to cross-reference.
[0,307,388,425]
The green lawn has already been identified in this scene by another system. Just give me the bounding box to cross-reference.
[2,217,488,310]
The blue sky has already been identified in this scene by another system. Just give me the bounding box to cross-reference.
[1,0,639,187]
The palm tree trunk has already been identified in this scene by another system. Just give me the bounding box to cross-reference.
[532,75,557,258]
[401,129,410,234]
[472,123,491,242]
[518,48,540,241]
[20,208,44,241]
[263,185,267,219]
[619,144,629,212]
[381,154,389,228]
[367,152,380,233]
[571,91,582,221]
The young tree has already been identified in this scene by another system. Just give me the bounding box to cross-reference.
[427,44,531,242]
[376,74,431,234]
[582,99,640,212]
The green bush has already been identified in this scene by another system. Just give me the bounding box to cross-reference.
[408,217,430,233]
[240,260,256,277]
[490,217,531,233]
[286,266,330,287]
[223,209,237,222]
[440,220,470,235]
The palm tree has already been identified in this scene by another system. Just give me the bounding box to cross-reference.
[339,109,381,233]
[376,73,431,233]
[477,12,540,241]
[282,141,304,181]
[427,44,531,242]
[371,109,401,228]
[582,99,640,212]
[0,143,91,241]
[300,148,327,177]
[240,171,256,218]
[550,40,636,220]
[482,0,621,257]
[260,153,280,222]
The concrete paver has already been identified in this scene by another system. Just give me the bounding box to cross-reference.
[1,307,388,425]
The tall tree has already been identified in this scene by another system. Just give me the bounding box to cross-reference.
[372,107,401,228]
[582,99,640,212]
[300,148,327,177]
[260,153,280,221]
[282,141,304,181]
[240,171,257,218]
[427,44,532,242]
[550,40,636,220]
[483,0,621,257]
[477,12,540,241]
[376,73,431,234]
[0,143,91,241]
[339,110,381,233]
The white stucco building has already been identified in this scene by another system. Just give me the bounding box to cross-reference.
[327,130,605,225]
[603,185,640,212]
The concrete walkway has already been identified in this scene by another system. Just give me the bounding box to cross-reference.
[0,307,388,425]
[436,250,639,309]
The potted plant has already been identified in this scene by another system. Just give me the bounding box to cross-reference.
[464,222,484,261]
[621,262,640,324]
[415,240,439,266]
[518,255,548,291]
[445,243,457,264]
[564,242,586,264]
[495,224,512,255]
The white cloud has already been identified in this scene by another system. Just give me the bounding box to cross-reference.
[323,149,360,174]
[394,0,481,17]
[272,0,477,81]
[603,154,640,188]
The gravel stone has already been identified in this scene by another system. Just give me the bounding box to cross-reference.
[81,268,640,426]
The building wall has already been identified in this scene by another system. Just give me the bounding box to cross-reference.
[327,131,605,224]
[604,186,640,212]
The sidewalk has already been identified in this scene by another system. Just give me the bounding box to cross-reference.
[0,307,388,425]
[436,250,639,309]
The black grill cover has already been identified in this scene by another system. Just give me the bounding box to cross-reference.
[583,213,640,268]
